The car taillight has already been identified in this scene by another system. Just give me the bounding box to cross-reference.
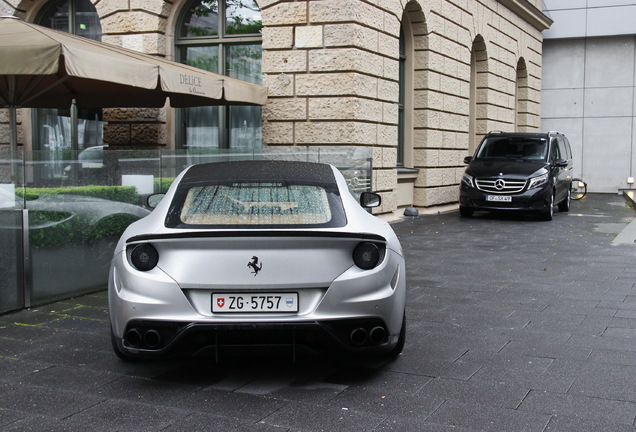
[353,242,381,270]
[127,244,159,271]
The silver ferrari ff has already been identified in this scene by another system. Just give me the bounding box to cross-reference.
[109,160,406,359]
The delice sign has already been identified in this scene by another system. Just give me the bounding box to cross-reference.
[179,73,206,95]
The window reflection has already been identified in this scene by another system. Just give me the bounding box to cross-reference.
[177,0,263,150]
[34,0,104,182]
[226,43,261,84]
[226,0,262,35]
[181,0,219,37]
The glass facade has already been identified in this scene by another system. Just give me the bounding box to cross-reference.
[0,147,372,314]
[177,0,263,150]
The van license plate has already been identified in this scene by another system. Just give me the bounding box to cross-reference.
[486,195,512,202]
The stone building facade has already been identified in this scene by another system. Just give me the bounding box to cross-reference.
[1,0,551,216]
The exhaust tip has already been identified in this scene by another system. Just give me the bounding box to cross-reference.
[369,326,387,344]
[350,328,368,346]
[143,329,161,349]
[125,328,142,347]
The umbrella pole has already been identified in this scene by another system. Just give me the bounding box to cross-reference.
[71,99,78,151]
[9,106,18,152]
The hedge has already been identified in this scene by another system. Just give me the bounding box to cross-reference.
[18,185,139,205]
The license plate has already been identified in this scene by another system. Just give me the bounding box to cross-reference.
[486,195,512,202]
[212,293,298,313]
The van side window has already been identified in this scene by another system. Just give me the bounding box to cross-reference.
[551,138,561,161]
[557,137,569,161]
[563,137,572,159]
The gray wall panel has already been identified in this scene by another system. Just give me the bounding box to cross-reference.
[589,0,636,6]
[584,37,635,87]
[543,0,588,10]
[542,39,586,89]
[587,5,636,37]
[543,1,636,39]
[543,9,587,39]
[542,89,585,118]
[582,117,632,192]
[585,87,633,117]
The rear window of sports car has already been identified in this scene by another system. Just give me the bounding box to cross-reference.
[165,182,347,228]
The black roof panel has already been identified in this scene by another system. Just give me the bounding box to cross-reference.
[181,160,337,186]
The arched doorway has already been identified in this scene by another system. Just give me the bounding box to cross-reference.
[469,35,488,154]
[397,1,426,209]
[515,57,529,131]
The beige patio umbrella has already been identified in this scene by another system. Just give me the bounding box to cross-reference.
[0,16,268,150]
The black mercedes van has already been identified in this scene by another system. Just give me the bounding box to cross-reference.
[459,131,573,221]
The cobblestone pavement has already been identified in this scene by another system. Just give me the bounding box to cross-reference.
[2,193,636,431]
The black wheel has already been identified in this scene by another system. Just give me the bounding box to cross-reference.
[571,178,587,200]
[558,187,571,212]
[541,192,554,221]
[459,206,474,218]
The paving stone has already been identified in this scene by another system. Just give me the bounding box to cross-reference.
[61,399,190,432]
[604,327,636,338]
[373,417,484,431]
[171,388,286,423]
[420,377,531,410]
[0,357,52,383]
[2,415,102,432]
[21,343,110,366]
[20,364,119,392]
[425,399,551,432]
[543,414,636,432]
[0,385,105,419]
[0,409,27,429]
[565,363,636,402]
[0,322,61,343]
[162,412,285,432]
[91,375,199,404]
[519,389,636,425]
[260,401,388,431]
[615,309,636,319]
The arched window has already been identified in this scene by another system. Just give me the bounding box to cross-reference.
[176,0,263,149]
[34,0,104,161]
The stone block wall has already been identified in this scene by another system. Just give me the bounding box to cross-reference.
[260,0,550,213]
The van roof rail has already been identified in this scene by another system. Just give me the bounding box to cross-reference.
[488,130,506,134]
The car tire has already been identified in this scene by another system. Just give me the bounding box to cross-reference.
[558,187,571,212]
[542,192,554,221]
[459,206,474,218]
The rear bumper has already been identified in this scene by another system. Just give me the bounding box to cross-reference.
[112,317,399,358]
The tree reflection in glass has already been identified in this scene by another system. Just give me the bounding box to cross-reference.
[226,0,262,35]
